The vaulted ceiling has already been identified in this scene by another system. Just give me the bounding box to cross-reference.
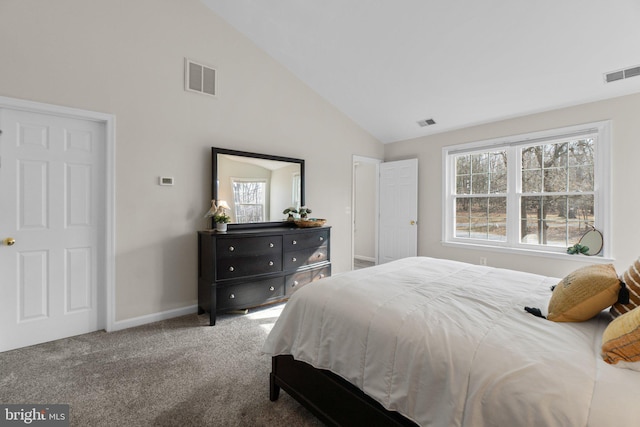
[202,0,640,143]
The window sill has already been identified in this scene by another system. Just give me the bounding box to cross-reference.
[441,241,614,264]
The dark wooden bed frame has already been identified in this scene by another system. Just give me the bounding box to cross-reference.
[270,355,417,426]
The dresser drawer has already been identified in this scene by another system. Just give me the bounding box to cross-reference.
[284,246,328,270]
[216,254,283,280]
[216,236,282,258]
[217,277,285,310]
[283,229,329,251]
[285,265,331,296]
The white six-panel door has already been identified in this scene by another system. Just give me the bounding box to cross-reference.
[0,108,104,352]
[378,159,418,264]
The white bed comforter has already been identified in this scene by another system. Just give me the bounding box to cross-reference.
[263,257,640,426]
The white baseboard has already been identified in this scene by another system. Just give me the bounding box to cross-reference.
[354,255,376,263]
[108,304,199,332]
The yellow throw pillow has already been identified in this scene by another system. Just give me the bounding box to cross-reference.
[610,257,640,318]
[547,264,620,322]
[602,306,640,365]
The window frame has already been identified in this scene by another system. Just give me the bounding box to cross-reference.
[231,178,267,223]
[292,172,301,208]
[442,121,612,259]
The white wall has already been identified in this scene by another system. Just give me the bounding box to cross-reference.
[385,92,640,278]
[0,0,383,322]
[270,164,300,220]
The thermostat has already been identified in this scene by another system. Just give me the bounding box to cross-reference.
[159,176,174,186]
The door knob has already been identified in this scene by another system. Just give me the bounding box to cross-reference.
[4,237,16,246]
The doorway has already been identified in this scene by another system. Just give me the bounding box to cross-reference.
[352,156,381,270]
[352,156,419,270]
[0,96,115,352]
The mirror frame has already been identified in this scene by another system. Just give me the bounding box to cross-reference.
[211,147,305,228]
[578,228,603,256]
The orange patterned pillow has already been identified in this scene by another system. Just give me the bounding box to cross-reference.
[547,264,621,322]
[602,306,640,365]
[610,258,640,318]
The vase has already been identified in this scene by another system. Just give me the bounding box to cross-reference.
[216,223,227,232]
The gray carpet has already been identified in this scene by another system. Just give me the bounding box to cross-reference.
[0,303,323,426]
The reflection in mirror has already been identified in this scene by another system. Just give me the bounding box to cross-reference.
[212,147,304,224]
[579,228,603,256]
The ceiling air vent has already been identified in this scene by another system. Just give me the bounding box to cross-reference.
[624,66,640,79]
[417,118,436,127]
[185,58,216,97]
[604,65,640,83]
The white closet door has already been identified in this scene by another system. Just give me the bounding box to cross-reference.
[0,108,105,352]
[378,159,418,264]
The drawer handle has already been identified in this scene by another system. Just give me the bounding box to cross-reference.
[229,246,234,251]
[293,281,299,287]
[229,266,235,272]
[320,237,324,241]
[292,257,297,262]
[229,293,235,299]
[269,243,274,248]
[292,240,297,245]
[269,286,275,291]
[269,261,274,266]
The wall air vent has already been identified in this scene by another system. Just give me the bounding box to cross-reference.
[185,59,216,97]
[417,118,436,127]
[604,65,640,83]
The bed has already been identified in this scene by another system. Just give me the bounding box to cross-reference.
[263,256,640,426]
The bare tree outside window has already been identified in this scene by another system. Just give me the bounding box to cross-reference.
[452,138,595,248]
[445,122,608,256]
[232,180,266,223]
[520,138,594,247]
[454,151,507,241]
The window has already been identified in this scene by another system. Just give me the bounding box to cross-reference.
[232,179,266,223]
[454,151,508,241]
[443,121,611,256]
[292,172,301,208]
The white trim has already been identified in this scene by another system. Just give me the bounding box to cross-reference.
[104,116,117,332]
[110,305,198,332]
[0,96,117,333]
[441,240,614,264]
[445,121,606,154]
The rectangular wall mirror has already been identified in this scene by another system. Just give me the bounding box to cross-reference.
[212,147,305,225]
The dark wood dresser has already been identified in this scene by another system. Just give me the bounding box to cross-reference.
[197,225,331,325]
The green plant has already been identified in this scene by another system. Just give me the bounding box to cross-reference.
[298,206,312,218]
[213,213,231,224]
[567,243,589,255]
[283,207,298,221]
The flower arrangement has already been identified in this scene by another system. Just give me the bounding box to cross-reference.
[283,207,298,221]
[298,207,312,219]
[204,200,231,231]
[283,206,313,220]
[213,213,231,224]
